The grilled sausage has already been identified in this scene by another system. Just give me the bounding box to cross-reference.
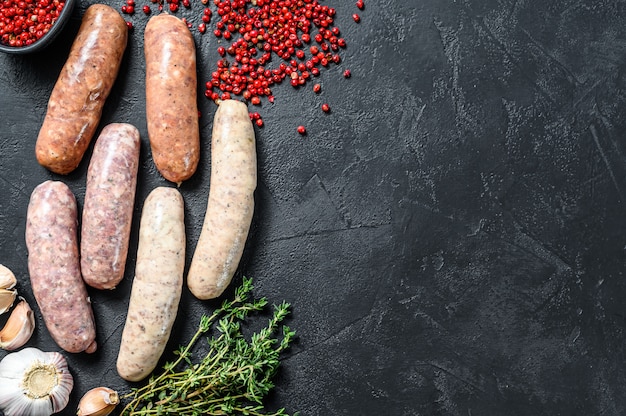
[144,13,200,184]
[35,4,128,175]
[187,99,256,300]
[81,123,140,290]
[25,181,97,353]
[117,187,186,382]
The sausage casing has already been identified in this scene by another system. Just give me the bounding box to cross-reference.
[187,100,256,300]
[25,181,97,353]
[35,4,128,174]
[144,13,200,184]
[81,123,140,290]
[117,187,186,382]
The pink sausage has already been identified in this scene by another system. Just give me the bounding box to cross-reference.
[25,181,97,353]
[81,123,140,290]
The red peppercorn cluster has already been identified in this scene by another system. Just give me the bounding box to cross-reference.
[120,0,364,132]
[203,0,348,109]
[0,0,65,47]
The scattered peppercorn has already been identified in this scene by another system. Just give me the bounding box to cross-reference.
[297,125,307,135]
[118,0,363,131]
[343,69,351,78]
[321,103,330,113]
[203,0,350,108]
[142,5,150,14]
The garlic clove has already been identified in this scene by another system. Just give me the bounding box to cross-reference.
[77,387,120,416]
[0,288,17,315]
[0,298,35,350]
[0,264,17,290]
[0,347,73,416]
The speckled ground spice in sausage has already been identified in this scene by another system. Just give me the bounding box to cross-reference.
[117,186,186,382]
[25,180,97,354]
[144,13,200,184]
[81,123,140,290]
[188,99,256,300]
[35,4,127,175]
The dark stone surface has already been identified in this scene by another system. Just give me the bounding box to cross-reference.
[1,0,626,415]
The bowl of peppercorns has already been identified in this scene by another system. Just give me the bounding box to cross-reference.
[0,0,76,54]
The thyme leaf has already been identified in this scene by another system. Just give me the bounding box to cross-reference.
[120,277,297,416]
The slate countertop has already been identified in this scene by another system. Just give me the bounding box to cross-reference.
[1,1,626,415]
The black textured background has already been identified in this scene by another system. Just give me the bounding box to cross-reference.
[2,0,626,415]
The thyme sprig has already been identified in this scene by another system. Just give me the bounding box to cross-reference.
[120,277,297,416]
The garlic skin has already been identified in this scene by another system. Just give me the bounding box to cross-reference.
[77,387,119,416]
[0,288,17,315]
[0,264,17,290]
[0,347,74,416]
[0,298,36,350]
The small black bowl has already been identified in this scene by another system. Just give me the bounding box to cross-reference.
[0,0,76,55]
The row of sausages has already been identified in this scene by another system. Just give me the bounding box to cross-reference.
[22,4,258,382]
[35,4,199,185]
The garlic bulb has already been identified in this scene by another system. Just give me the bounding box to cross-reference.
[0,298,36,350]
[77,387,119,416]
[0,347,74,416]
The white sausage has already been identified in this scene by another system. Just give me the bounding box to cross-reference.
[187,99,257,300]
[116,187,185,382]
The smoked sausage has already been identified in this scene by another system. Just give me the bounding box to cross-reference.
[35,4,128,175]
[187,100,256,300]
[25,181,97,353]
[117,187,186,382]
[81,123,140,290]
[144,13,200,184]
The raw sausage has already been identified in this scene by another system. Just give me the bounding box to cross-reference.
[144,13,200,184]
[81,123,140,290]
[117,187,185,382]
[35,4,128,175]
[187,100,256,300]
[25,181,97,353]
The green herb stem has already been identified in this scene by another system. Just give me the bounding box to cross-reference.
[119,277,296,416]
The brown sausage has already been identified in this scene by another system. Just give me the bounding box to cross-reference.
[35,4,128,175]
[187,100,256,299]
[144,13,200,184]
[81,123,140,290]
[25,181,97,353]
[117,187,186,381]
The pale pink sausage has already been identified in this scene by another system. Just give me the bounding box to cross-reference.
[81,123,140,290]
[25,181,97,354]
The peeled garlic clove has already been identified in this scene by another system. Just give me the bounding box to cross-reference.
[0,264,16,290]
[0,288,17,315]
[77,387,120,416]
[0,299,35,350]
[0,347,73,416]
